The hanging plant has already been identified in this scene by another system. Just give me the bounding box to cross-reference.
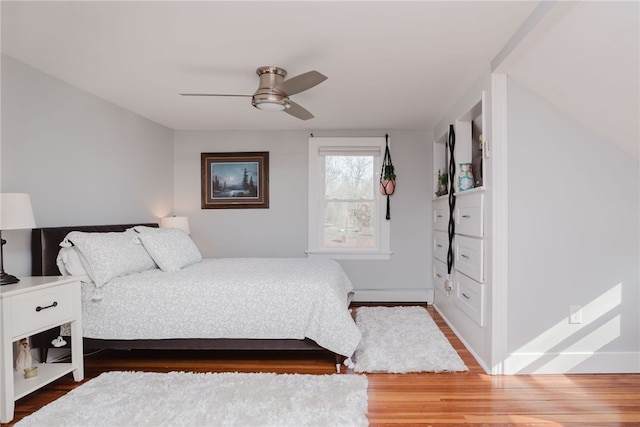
[380,164,396,195]
[379,134,395,219]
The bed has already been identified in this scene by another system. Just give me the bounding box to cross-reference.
[31,223,361,371]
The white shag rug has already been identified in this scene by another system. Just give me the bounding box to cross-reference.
[16,371,369,427]
[353,306,468,373]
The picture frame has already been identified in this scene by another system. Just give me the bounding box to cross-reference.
[201,152,269,209]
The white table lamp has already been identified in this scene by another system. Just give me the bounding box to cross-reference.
[0,193,36,285]
[159,216,190,235]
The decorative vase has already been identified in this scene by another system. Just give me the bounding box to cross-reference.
[380,179,395,195]
[458,163,474,191]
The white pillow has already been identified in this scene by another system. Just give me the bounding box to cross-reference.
[63,230,157,287]
[56,247,90,278]
[133,226,202,272]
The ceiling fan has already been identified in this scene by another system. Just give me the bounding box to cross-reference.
[180,66,327,120]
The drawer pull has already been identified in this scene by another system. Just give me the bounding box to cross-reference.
[436,244,443,248]
[460,254,470,259]
[435,273,442,278]
[461,292,470,300]
[436,214,443,218]
[35,301,58,312]
[461,215,471,219]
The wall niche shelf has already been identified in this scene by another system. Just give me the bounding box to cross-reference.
[432,130,449,200]
[432,92,486,198]
[454,95,485,194]
[432,91,487,328]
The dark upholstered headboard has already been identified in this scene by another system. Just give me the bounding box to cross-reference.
[31,223,158,276]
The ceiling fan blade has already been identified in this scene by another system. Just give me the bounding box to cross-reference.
[179,93,252,97]
[275,71,327,96]
[285,101,314,120]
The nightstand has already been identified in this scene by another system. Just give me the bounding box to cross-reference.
[0,276,84,423]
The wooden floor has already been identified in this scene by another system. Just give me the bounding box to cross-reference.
[4,305,639,426]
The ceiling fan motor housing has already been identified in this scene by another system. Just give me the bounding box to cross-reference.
[252,66,291,111]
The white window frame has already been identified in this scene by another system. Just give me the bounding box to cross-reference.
[307,136,391,260]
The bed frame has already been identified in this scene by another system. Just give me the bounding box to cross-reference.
[31,223,344,371]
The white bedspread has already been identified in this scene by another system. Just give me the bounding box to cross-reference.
[81,258,362,357]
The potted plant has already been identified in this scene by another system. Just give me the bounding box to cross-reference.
[380,164,396,195]
[436,170,448,197]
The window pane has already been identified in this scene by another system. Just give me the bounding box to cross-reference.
[323,156,375,248]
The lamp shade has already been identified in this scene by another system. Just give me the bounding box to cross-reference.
[160,216,190,234]
[0,193,36,230]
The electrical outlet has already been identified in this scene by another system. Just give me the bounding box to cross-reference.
[569,305,582,324]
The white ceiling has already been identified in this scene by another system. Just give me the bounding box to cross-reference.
[1,1,539,131]
[1,1,638,159]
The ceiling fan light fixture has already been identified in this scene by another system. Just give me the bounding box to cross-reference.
[253,99,289,112]
[251,92,291,112]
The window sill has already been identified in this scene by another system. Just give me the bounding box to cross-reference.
[306,250,392,261]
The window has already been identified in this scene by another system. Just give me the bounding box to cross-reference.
[307,137,391,260]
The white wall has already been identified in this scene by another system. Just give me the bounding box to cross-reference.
[1,55,174,276]
[173,129,433,300]
[505,78,639,373]
[1,54,433,300]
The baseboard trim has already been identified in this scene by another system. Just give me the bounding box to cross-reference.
[504,352,640,374]
[433,303,492,374]
[353,289,434,304]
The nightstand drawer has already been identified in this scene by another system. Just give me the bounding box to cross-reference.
[10,284,75,338]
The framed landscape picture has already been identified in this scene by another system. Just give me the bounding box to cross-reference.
[201,152,269,209]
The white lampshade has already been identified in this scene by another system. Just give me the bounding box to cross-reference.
[160,216,190,234]
[1,193,36,285]
[0,193,36,230]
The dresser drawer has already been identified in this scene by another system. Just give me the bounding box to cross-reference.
[433,230,449,263]
[454,273,485,326]
[455,235,484,283]
[455,192,484,237]
[433,198,449,231]
[10,283,75,338]
[433,257,449,293]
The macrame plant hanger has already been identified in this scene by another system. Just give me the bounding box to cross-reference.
[445,124,456,293]
[380,134,395,220]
